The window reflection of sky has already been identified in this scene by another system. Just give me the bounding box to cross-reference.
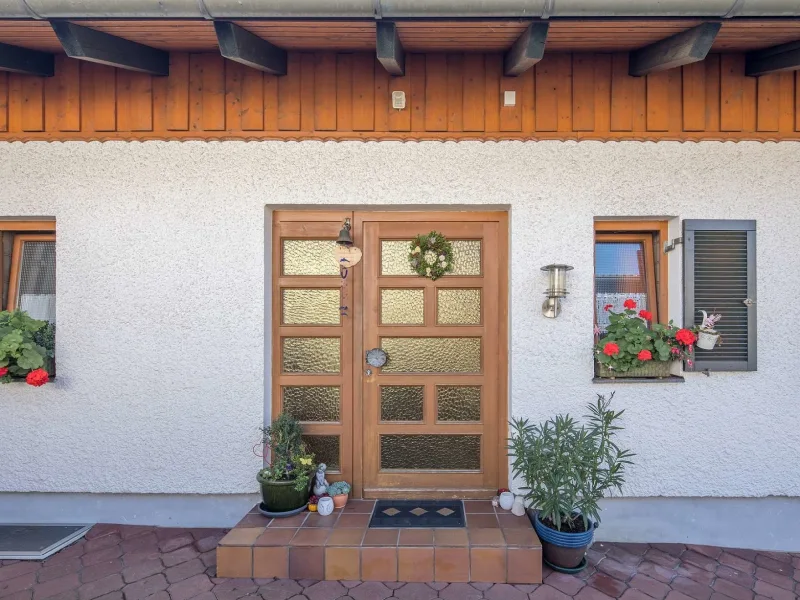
[595,243,643,276]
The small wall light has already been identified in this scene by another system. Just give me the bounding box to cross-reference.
[541,264,574,318]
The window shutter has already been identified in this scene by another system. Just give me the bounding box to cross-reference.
[683,220,756,371]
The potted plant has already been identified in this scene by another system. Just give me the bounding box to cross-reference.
[508,393,634,573]
[0,310,53,386]
[695,310,722,350]
[594,299,695,378]
[256,414,315,515]
[327,481,351,508]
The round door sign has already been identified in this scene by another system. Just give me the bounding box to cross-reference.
[366,348,388,368]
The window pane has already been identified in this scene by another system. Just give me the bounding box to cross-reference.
[17,241,56,323]
[381,241,415,276]
[282,289,341,325]
[283,386,340,422]
[303,435,340,470]
[595,241,650,332]
[282,337,341,373]
[437,386,481,422]
[380,386,424,422]
[381,338,481,373]
[380,435,481,470]
[437,289,481,325]
[283,240,339,276]
[381,289,425,325]
[451,241,481,276]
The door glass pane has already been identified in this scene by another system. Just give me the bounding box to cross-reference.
[380,386,424,422]
[16,241,56,323]
[381,240,415,276]
[303,435,340,470]
[595,241,650,333]
[380,338,481,373]
[283,386,340,422]
[282,337,340,373]
[283,240,340,276]
[380,435,481,470]
[282,289,341,325]
[437,289,481,325]
[451,240,482,275]
[437,386,481,422]
[381,289,425,325]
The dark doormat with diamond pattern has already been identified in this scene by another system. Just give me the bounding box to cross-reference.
[369,500,465,528]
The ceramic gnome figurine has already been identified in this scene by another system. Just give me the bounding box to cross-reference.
[511,495,526,517]
[313,463,329,497]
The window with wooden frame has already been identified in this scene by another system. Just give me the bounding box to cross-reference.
[594,221,669,334]
[1,221,56,323]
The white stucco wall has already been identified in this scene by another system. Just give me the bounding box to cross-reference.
[1,140,799,503]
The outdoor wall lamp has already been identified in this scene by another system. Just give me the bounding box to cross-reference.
[541,264,574,318]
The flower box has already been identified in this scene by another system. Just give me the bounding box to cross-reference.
[596,361,672,379]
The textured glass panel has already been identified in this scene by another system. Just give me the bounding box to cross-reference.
[437,289,481,325]
[282,337,340,373]
[303,435,340,471]
[437,386,481,422]
[17,241,56,323]
[381,240,415,276]
[283,240,340,276]
[595,241,650,333]
[380,386,424,422]
[380,435,481,470]
[451,240,481,276]
[381,289,425,325]
[381,338,481,373]
[282,289,341,325]
[283,386,340,422]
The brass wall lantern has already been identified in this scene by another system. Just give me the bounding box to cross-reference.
[541,264,574,318]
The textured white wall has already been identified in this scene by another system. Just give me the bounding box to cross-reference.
[1,140,798,500]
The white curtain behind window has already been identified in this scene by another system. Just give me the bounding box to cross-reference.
[16,241,56,323]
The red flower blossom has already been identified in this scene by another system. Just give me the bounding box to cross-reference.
[670,346,681,355]
[0,367,8,377]
[676,328,697,346]
[26,369,49,387]
[638,310,653,321]
[602,342,620,356]
[623,299,637,309]
[603,304,613,312]
[637,350,652,361]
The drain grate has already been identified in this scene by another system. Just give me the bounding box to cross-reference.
[369,500,465,528]
[0,525,92,560]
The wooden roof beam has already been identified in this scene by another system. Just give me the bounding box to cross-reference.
[629,22,721,77]
[50,20,168,76]
[746,41,800,76]
[0,41,54,77]
[214,21,287,76]
[504,21,549,77]
[377,21,404,76]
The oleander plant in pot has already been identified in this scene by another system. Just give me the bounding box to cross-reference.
[256,413,315,514]
[594,299,696,378]
[508,393,634,573]
[0,310,53,386]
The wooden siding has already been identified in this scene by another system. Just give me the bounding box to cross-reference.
[0,52,798,142]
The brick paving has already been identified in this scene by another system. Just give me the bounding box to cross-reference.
[0,525,798,600]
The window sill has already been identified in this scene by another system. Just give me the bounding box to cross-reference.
[592,376,684,384]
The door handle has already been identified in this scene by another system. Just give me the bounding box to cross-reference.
[743,298,756,307]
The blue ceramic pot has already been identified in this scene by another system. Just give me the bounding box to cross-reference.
[530,510,597,570]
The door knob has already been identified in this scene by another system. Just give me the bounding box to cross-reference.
[366,348,387,368]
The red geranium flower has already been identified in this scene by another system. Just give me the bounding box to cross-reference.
[676,329,697,346]
[0,367,8,377]
[603,304,613,312]
[623,299,637,309]
[26,369,49,387]
[638,310,653,321]
[602,342,620,356]
[637,350,652,361]
[670,346,681,355]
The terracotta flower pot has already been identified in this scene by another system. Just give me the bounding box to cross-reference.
[332,493,349,509]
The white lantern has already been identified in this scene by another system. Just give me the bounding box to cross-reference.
[317,496,334,516]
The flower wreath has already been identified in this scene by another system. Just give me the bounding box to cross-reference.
[409,231,454,280]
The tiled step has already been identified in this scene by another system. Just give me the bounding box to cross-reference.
[216,500,542,583]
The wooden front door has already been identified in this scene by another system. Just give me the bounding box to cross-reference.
[272,211,508,499]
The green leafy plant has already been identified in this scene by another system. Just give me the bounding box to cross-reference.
[508,393,634,532]
[327,481,351,496]
[257,413,316,492]
[0,310,51,382]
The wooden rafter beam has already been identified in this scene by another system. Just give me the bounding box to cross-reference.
[504,21,549,77]
[376,21,404,76]
[629,22,721,77]
[0,41,54,77]
[214,21,287,76]
[50,20,169,76]
[746,41,800,76]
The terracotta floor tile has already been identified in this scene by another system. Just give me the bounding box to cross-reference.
[435,547,470,582]
[337,514,371,528]
[267,513,308,528]
[470,547,507,583]
[503,529,541,547]
[361,547,397,581]
[326,528,366,546]
[464,501,496,514]
[363,528,399,546]
[498,514,533,529]
[235,513,272,528]
[302,512,340,528]
[508,548,542,584]
[434,528,469,547]
[325,547,360,580]
[218,528,264,546]
[288,546,324,580]
[252,546,288,579]
[291,528,329,546]
[254,527,297,546]
[342,500,376,514]
[399,528,435,546]
[215,547,251,579]
[469,528,506,547]
[397,547,434,582]
[467,514,501,529]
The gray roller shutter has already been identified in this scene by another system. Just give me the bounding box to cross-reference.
[683,220,756,371]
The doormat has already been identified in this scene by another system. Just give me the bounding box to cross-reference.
[369,500,465,528]
[0,525,92,560]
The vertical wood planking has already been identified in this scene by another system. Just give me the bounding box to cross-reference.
[189,54,203,131]
[667,69,683,133]
[336,54,353,132]
[683,61,706,131]
[352,53,374,131]
[300,53,315,131]
[462,54,485,132]
[7,74,21,132]
[484,54,501,132]
[778,70,794,133]
[386,60,411,132]
[410,54,426,132]
[610,53,633,131]
[742,71,757,131]
[373,59,389,132]
[0,72,7,132]
[167,53,190,131]
[720,54,744,131]
[225,60,244,132]
[151,73,167,133]
[593,53,611,132]
[572,54,595,131]
[499,67,522,132]
[535,57,558,131]
[89,63,116,132]
[704,54,720,132]
[520,66,535,133]
[797,71,800,132]
[21,76,44,132]
[314,53,337,130]
[757,73,780,132]
[264,73,279,131]
[201,54,225,131]
[555,54,572,132]
[424,54,447,131]
[278,53,301,131]
[54,56,81,131]
[446,54,463,132]
[117,71,153,132]
[241,68,264,131]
